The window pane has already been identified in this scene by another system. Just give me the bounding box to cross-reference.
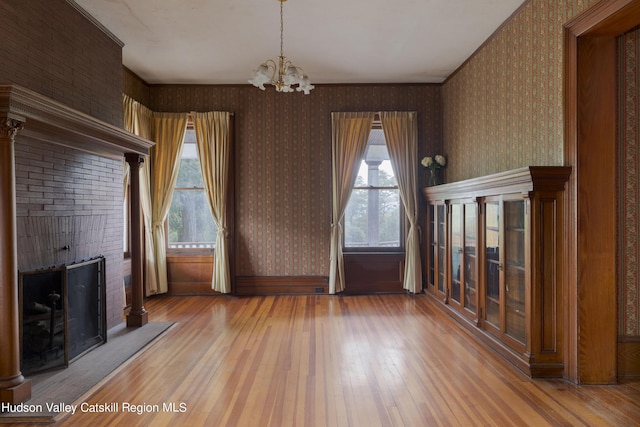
[167,129,217,249]
[175,148,204,188]
[168,190,217,248]
[354,159,397,186]
[344,127,401,249]
[344,188,400,248]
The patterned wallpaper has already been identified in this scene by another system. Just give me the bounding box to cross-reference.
[619,27,640,336]
[443,0,599,182]
[146,84,442,277]
[123,67,151,108]
[442,0,636,336]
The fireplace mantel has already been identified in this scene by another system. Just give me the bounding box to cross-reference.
[0,84,153,158]
[0,84,153,404]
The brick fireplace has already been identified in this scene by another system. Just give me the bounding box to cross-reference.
[0,84,153,404]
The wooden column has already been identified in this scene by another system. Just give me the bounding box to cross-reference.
[0,116,31,404]
[125,153,148,327]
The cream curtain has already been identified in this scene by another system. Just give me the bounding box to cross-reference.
[122,95,158,296]
[192,111,232,293]
[329,112,375,294]
[380,111,422,293]
[149,113,188,294]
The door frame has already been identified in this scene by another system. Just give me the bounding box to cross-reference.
[564,0,640,384]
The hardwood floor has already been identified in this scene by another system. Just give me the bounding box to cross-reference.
[8,294,640,426]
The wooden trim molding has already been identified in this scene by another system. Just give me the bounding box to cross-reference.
[618,336,640,379]
[235,276,329,296]
[563,0,640,384]
[423,166,572,200]
[0,84,154,159]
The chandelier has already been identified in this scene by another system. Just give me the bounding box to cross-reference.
[248,0,314,94]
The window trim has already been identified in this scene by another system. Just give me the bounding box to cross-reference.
[342,120,405,253]
[166,123,216,256]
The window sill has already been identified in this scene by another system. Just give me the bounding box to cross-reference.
[167,248,215,257]
[343,250,405,255]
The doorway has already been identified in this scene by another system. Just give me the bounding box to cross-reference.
[565,0,640,384]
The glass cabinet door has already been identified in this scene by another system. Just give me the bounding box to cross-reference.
[484,200,501,328]
[427,202,447,298]
[436,204,446,296]
[450,200,477,315]
[450,203,462,304]
[464,202,477,313]
[504,199,526,344]
[428,204,435,290]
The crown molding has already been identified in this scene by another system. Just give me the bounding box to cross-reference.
[64,0,124,48]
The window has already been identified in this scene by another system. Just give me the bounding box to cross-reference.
[344,126,402,250]
[167,127,217,249]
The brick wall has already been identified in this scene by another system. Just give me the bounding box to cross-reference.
[14,138,125,329]
[0,0,128,328]
[0,0,123,127]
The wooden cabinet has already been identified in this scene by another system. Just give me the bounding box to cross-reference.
[423,166,571,378]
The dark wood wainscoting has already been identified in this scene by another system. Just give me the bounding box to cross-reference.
[166,254,217,295]
[343,252,405,294]
[618,337,640,379]
[234,276,329,295]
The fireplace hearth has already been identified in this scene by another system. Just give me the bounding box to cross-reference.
[19,257,106,375]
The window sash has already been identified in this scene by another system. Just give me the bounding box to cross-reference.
[343,187,403,251]
[166,127,216,252]
[343,125,404,252]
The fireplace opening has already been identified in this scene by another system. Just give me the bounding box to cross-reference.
[19,256,106,375]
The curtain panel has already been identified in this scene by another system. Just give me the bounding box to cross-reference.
[122,95,159,296]
[192,111,232,293]
[148,113,188,295]
[329,112,375,294]
[380,111,422,294]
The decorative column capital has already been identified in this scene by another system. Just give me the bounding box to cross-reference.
[0,117,24,140]
[124,153,145,168]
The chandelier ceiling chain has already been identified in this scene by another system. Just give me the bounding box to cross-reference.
[248,0,314,94]
[280,0,284,59]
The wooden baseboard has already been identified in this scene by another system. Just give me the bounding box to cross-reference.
[234,276,329,295]
[618,336,640,379]
[168,282,219,295]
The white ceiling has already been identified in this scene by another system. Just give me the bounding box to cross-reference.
[72,0,526,85]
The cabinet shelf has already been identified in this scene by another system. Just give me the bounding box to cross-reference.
[506,261,525,269]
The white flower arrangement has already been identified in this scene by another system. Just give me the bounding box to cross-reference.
[421,154,446,186]
[421,154,447,171]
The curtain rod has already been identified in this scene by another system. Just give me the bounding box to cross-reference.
[189,112,235,117]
